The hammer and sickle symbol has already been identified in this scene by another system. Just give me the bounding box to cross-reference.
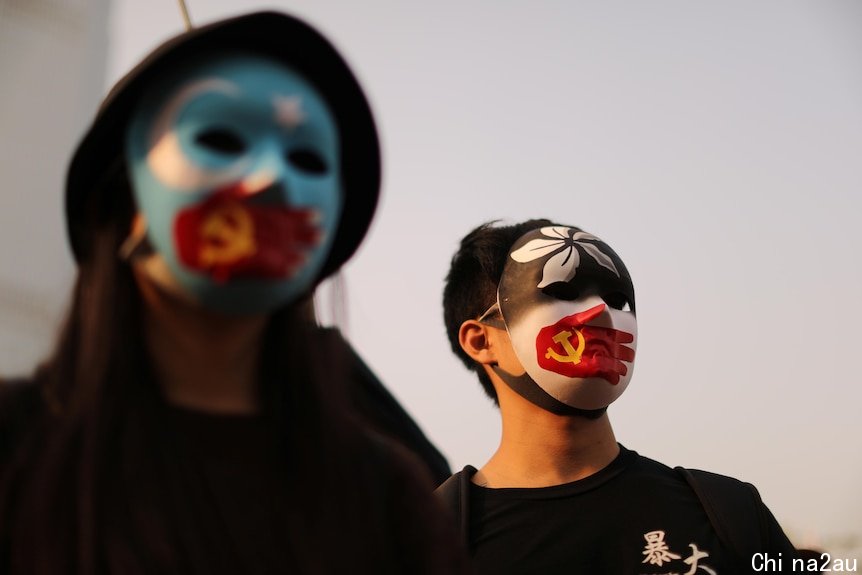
[545,329,587,364]
[198,203,257,266]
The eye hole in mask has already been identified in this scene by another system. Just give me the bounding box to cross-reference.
[287,148,328,175]
[542,283,632,312]
[195,126,247,155]
[541,282,580,301]
[602,291,632,312]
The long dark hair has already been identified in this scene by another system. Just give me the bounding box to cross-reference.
[0,169,437,573]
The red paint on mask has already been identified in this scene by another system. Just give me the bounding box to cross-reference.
[174,186,320,283]
[535,303,635,385]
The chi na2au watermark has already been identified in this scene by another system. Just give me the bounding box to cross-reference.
[752,552,858,572]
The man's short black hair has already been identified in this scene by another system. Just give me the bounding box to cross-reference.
[442,218,555,403]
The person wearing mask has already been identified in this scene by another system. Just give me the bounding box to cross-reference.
[0,12,466,574]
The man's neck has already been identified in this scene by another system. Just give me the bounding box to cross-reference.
[137,271,268,415]
[475,390,619,488]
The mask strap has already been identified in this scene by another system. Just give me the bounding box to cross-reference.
[118,216,153,261]
[476,301,505,329]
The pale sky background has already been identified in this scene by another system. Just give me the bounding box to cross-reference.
[3,0,861,556]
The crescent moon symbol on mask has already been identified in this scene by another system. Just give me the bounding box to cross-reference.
[146,78,250,192]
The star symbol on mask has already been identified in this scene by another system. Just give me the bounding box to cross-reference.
[274,96,305,129]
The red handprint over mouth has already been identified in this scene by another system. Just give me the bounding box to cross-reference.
[174,185,321,283]
[535,304,635,385]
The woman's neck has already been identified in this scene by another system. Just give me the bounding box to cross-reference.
[136,270,268,414]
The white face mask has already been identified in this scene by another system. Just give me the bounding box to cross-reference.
[492,226,638,413]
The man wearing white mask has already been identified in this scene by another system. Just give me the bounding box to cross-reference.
[438,219,796,574]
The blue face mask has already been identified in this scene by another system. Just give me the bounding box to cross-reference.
[125,53,342,314]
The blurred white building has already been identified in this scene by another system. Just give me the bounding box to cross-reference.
[0,0,110,376]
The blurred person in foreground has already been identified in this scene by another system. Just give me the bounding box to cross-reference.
[438,219,796,574]
[0,12,465,574]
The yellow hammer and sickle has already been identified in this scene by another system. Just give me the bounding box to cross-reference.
[545,329,587,364]
[198,203,257,266]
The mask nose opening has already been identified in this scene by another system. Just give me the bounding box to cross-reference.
[243,181,287,205]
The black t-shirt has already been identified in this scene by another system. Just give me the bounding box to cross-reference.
[468,446,796,574]
[165,406,297,573]
[0,382,469,574]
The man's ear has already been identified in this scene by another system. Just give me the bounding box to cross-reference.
[459,319,497,365]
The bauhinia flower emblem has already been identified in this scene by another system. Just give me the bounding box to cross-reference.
[510,226,619,288]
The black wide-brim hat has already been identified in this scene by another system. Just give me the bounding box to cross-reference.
[66,11,380,280]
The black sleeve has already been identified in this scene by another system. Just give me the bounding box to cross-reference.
[382,442,473,575]
[761,499,799,573]
[676,467,799,573]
